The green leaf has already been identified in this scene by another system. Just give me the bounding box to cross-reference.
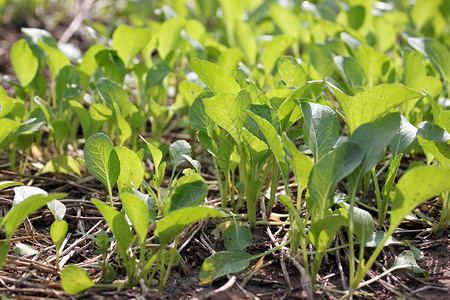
[96,78,131,118]
[382,154,403,201]
[390,166,450,231]
[79,44,106,86]
[89,103,113,122]
[0,181,23,191]
[403,49,427,91]
[84,133,120,190]
[37,40,70,79]
[10,39,39,86]
[301,101,340,162]
[157,17,184,60]
[141,136,163,169]
[310,44,334,78]
[190,58,241,95]
[365,231,402,248]
[334,56,364,89]
[13,186,47,207]
[61,264,95,295]
[47,199,66,221]
[203,90,251,142]
[262,35,294,75]
[0,87,14,118]
[349,113,401,177]
[328,83,421,133]
[95,49,125,84]
[234,21,256,65]
[417,121,450,143]
[344,203,374,244]
[277,56,306,87]
[309,215,347,254]
[91,198,132,258]
[0,119,21,148]
[112,25,152,67]
[169,140,191,170]
[223,224,253,251]
[390,115,417,157]
[115,147,144,192]
[42,155,81,176]
[354,45,390,88]
[50,220,68,250]
[391,250,429,277]
[188,92,215,133]
[1,193,66,240]
[439,110,450,133]
[418,138,450,167]
[200,249,254,284]
[145,63,170,93]
[308,141,364,216]
[112,103,131,146]
[120,193,149,245]
[155,206,225,244]
[56,65,80,107]
[269,4,306,40]
[281,133,313,193]
[166,174,208,214]
[408,37,450,82]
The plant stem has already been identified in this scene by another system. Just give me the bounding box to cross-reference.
[267,162,280,216]
[347,183,358,290]
[371,168,384,227]
[159,238,179,292]
[437,191,450,229]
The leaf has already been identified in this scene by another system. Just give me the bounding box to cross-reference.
[91,198,132,259]
[190,58,241,95]
[223,224,253,251]
[277,56,306,87]
[89,103,112,122]
[439,110,450,133]
[42,155,81,176]
[56,65,80,106]
[145,63,170,93]
[262,35,294,75]
[157,17,184,60]
[203,90,251,142]
[0,181,23,191]
[79,44,106,86]
[47,199,66,221]
[37,40,71,79]
[155,206,225,244]
[354,45,390,88]
[0,87,14,118]
[10,39,39,86]
[84,133,120,191]
[382,154,403,201]
[343,203,374,244]
[169,140,191,170]
[408,37,450,81]
[14,243,38,256]
[334,56,364,89]
[96,78,131,118]
[365,231,402,248]
[417,121,450,143]
[165,174,208,214]
[391,250,429,277]
[13,186,47,207]
[418,138,450,167]
[200,249,254,284]
[120,193,149,245]
[328,83,421,133]
[403,49,427,91]
[390,166,450,231]
[308,215,347,254]
[308,141,364,216]
[390,115,418,157]
[112,25,152,67]
[61,264,95,295]
[234,21,257,65]
[281,133,313,193]
[115,147,144,192]
[310,44,334,78]
[141,136,162,169]
[50,220,68,249]
[0,119,21,148]
[188,92,215,133]
[112,103,131,146]
[349,113,401,176]
[301,102,340,162]
[1,193,66,240]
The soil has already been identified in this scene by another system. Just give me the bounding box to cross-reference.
[0,13,449,300]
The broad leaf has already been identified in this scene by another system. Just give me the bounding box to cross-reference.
[328,83,421,133]
[42,155,81,176]
[157,17,184,60]
[382,154,403,201]
[0,119,21,147]
[343,203,373,244]
[112,25,152,67]
[120,193,149,245]
[277,56,306,87]
[190,58,241,95]
[310,44,334,78]
[155,206,225,244]
[141,136,163,169]
[417,121,450,142]
[14,243,38,256]
[165,174,208,214]
[282,133,313,193]
[115,147,144,191]
[13,186,47,207]
[390,167,450,231]
[390,115,417,157]
[301,101,340,162]
[262,35,294,75]
[200,249,254,284]
[169,140,191,170]
[47,199,66,221]
[37,40,70,79]
[50,220,68,249]
[10,39,39,86]
[408,37,450,81]
[0,181,23,191]
[439,110,450,133]
[188,92,215,133]
[308,141,364,217]
[113,104,131,146]
[309,215,348,254]
[56,65,80,106]
[96,78,131,118]
[365,231,402,248]
[61,264,94,295]
[391,250,429,277]
[418,138,450,167]
[203,90,251,142]
[91,198,132,259]
[223,224,253,251]
[84,133,120,190]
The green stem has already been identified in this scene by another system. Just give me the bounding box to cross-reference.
[267,162,280,217]
[213,156,227,208]
[159,238,179,292]
[437,191,449,229]
[371,168,384,227]
[347,183,358,290]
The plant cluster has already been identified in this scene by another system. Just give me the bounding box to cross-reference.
[0,0,450,298]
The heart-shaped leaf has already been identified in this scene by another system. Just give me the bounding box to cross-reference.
[61,264,95,295]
